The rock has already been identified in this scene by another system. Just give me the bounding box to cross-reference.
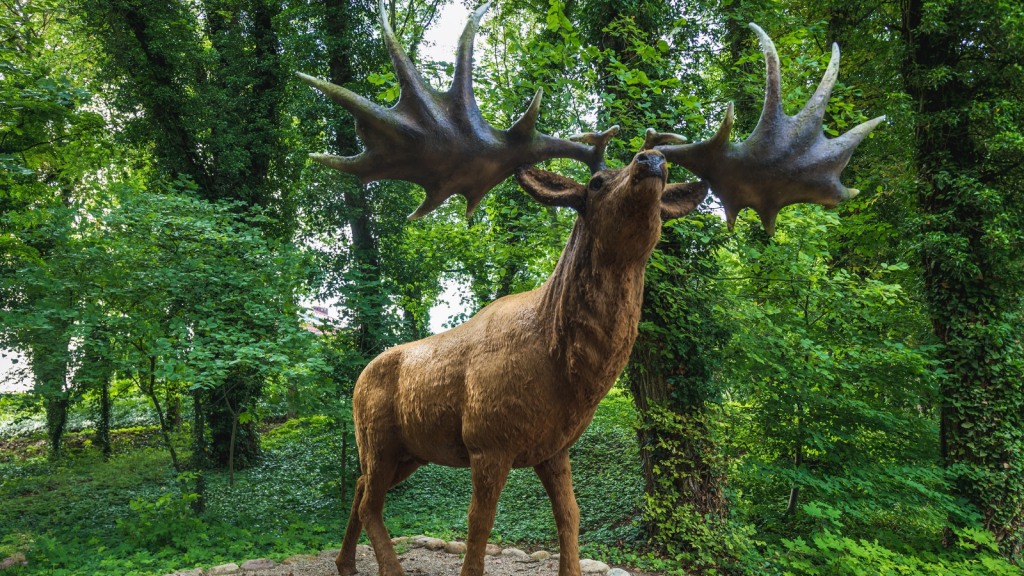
[408,535,429,547]
[607,569,631,576]
[240,559,275,570]
[281,554,318,565]
[579,559,610,573]
[501,548,530,561]
[530,551,551,561]
[206,564,239,576]
[485,544,503,556]
[356,545,374,555]
[1,554,26,571]
[421,538,447,551]
[320,549,342,558]
[392,536,412,545]
[165,570,202,576]
[444,541,467,554]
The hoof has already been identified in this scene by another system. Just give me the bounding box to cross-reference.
[336,564,359,576]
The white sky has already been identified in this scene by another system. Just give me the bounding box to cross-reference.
[420,2,468,62]
[0,351,29,393]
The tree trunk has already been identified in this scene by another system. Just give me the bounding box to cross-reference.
[324,0,387,360]
[44,396,69,459]
[206,372,261,469]
[900,0,1024,554]
[228,412,238,487]
[786,443,803,515]
[628,345,668,500]
[190,388,208,513]
[32,334,71,460]
[627,339,726,544]
[98,374,112,459]
[144,357,181,473]
[165,381,181,430]
[720,0,759,135]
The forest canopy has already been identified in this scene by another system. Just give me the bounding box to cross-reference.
[1,0,1023,575]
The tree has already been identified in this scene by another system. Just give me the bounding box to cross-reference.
[286,0,454,386]
[0,0,108,457]
[898,0,1024,554]
[625,213,734,566]
[88,186,323,479]
[76,0,301,467]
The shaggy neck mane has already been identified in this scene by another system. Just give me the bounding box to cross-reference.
[536,216,654,403]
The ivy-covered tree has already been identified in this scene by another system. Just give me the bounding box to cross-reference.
[625,213,734,566]
[898,0,1024,554]
[75,0,300,467]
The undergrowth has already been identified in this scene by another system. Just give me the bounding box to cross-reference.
[3,387,1017,576]
[0,390,642,576]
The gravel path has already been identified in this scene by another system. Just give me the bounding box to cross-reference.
[167,542,663,576]
[193,547,566,576]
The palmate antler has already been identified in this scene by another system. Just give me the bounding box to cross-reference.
[298,1,618,219]
[646,24,886,235]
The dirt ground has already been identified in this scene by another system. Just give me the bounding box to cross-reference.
[222,547,562,576]
[180,545,659,576]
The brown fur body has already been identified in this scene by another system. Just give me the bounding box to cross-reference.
[335,153,707,576]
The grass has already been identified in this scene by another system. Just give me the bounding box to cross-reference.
[0,388,643,576]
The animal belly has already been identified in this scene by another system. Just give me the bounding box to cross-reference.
[461,399,598,469]
[509,420,594,468]
[396,402,472,468]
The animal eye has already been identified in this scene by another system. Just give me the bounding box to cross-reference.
[588,176,604,191]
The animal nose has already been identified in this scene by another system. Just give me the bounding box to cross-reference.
[635,152,666,176]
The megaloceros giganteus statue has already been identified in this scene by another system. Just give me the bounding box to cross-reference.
[297,4,884,576]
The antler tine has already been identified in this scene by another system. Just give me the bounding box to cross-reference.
[310,152,369,174]
[649,102,733,176]
[827,114,887,194]
[652,24,884,236]
[800,42,841,123]
[295,72,389,130]
[749,24,782,127]
[569,125,621,173]
[641,127,687,151]
[451,2,491,105]
[378,0,429,99]
[509,88,543,136]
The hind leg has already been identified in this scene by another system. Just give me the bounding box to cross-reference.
[336,476,366,575]
[337,461,422,575]
[360,452,403,576]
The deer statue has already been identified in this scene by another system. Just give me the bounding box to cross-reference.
[297,4,884,576]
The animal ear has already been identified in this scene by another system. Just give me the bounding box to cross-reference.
[660,181,709,221]
[514,165,587,213]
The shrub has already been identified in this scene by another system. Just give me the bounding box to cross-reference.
[117,472,206,551]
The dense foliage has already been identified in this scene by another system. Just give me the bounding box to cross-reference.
[1,0,1023,574]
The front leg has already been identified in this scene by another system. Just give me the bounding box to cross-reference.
[459,454,513,576]
[534,450,581,576]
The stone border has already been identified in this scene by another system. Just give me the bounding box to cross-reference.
[164,541,624,576]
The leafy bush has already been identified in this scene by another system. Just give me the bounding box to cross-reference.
[117,472,206,550]
[778,503,1020,575]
